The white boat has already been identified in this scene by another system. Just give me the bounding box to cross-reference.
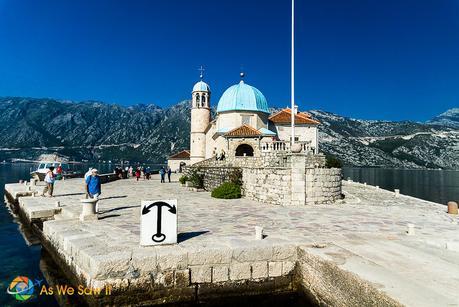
[30,154,82,181]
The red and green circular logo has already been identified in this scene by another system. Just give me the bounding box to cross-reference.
[7,276,34,301]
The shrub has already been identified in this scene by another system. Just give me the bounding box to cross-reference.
[325,155,343,168]
[189,169,204,189]
[211,182,242,199]
[179,175,188,184]
[228,168,243,186]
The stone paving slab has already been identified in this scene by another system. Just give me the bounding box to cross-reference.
[6,175,459,306]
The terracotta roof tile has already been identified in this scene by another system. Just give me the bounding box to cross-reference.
[224,124,262,137]
[269,108,320,125]
[168,150,190,159]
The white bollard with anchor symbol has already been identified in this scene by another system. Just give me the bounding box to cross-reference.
[140,200,177,246]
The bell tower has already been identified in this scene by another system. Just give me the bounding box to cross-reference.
[190,68,211,164]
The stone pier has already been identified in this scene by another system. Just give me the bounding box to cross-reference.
[4,176,459,306]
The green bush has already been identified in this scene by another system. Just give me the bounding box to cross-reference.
[189,169,204,189]
[211,182,241,199]
[325,155,343,168]
[179,175,188,184]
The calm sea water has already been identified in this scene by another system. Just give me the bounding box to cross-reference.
[1,164,457,305]
[343,167,459,205]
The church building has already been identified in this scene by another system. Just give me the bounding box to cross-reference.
[168,73,320,171]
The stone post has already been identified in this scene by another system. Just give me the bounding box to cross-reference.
[394,189,400,198]
[80,198,98,221]
[290,154,306,206]
[447,201,458,215]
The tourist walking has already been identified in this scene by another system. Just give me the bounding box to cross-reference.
[135,167,141,181]
[145,166,151,180]
[159,167,165,183]
[167,167,172,182]
[42,167,55,197]
[85,169,101,199]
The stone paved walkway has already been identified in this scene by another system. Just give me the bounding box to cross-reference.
[7,175,459,306]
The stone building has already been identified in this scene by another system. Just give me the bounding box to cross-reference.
[169,73,320,169]
[168,73,342,206]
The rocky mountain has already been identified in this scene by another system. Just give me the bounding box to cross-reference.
[0,97,457,169]
[427,108,459,128]
[310,110,459,169]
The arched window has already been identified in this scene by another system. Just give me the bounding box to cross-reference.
[195,93,200,103]
[235,144,254,157]
[202,95,206,104]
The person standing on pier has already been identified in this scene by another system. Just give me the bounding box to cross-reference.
[86,169,101,199]
[159,167,165,183]
[42,167,55,197]
[167,167,172,182]
[135,167,141,181]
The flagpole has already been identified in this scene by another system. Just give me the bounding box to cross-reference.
[291,0,295,146]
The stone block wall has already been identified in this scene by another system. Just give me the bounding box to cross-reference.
[242,168,291,206]
[305,168,342,205]
[183,166,240,191]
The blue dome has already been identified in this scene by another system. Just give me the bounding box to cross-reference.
[217,81,269,114]
[192,81,210,92]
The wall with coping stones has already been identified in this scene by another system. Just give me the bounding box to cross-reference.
[243,168,291,206]
[183,166,240,191]
[305,168,342,205]
[185,153,341,205]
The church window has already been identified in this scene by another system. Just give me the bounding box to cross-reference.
[195,93,200,104]
[241,115,251,126]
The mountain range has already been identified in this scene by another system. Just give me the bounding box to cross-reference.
[0,97,457,169]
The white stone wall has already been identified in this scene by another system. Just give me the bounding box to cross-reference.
[190,107,211,164]
[243,168,292,206]
[305,168,342,205]
[217,111,269,131]
[272,124,319,152]
[168,159,189,173]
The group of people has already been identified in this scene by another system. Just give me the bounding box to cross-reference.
[40,164,173,198]
[213,148,226,161]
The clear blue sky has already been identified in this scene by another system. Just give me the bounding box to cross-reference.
[0,0,458,121]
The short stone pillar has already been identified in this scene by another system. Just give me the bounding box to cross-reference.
[447,201,458,215]
[394,189,400,198]
[407,224,415,236]
[363,182,367,186]
[30,178,37,187]
[55,201,61,208]
[80,198,98,221]
[290,154,307,206]
[375,185,379,190]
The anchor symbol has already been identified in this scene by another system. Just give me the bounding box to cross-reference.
[142,201,177,242]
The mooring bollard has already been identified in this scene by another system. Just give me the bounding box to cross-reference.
[19,180,23,184]
[255,226,264,240]
[80,198,98,221]
[363,182,367,186]
[375,185,379,190]
[447,201,458,215]
[394,189,400,198]
[407,224,415,236]
[32,191,37,198]
[55,201,61,208]
[30,178,36,187]
[27,185,31,192]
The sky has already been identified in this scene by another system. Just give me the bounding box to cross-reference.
[0,0,458,121]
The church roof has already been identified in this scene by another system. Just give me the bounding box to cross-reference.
[168,150,190,159]
[192,81,210,92]
[217,80,269,114]
[269,108,320,125]
[224,124,262,137]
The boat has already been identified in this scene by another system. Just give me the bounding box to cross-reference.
[30,154,83,181]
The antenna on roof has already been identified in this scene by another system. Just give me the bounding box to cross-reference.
[198,65,205,80]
